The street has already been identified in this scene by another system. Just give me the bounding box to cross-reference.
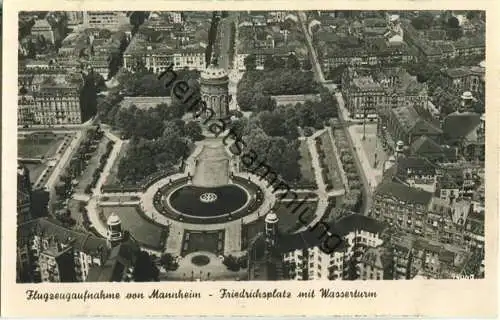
[297,11,325,84]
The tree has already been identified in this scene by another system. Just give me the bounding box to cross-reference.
[411,12,435,30]
[286,53,301,70]
[447,16,460,29]
[129,12,148,34]
[243,54,257,71]
[263,55,285,70]
[184,121,204,141]
[133,251,159,282]
[302,59,312,71]
[445,16,463,40]
[160,253,179,271]
[254,94,277,112]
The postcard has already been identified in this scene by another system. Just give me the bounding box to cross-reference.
[1,0,498,317]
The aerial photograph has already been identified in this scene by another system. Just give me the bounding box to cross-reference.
[16,10,485,282]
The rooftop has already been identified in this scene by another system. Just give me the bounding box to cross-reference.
[375,181,433,206]
[442,112,482,141]
[391,105,442,136]
[279,214,387,253]
[18,218,108,256]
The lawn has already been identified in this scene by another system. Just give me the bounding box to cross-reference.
[181,229,225,256]
[273,200,318,234]
[18,133,65,158]
[100,205,168,250]
[74,137,111,193]
[298,140,316,186]
[318,131,344,190]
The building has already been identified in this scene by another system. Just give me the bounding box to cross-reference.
[86,213,149,282]
[123,36,206,73]
[281,214,387,280]
[30,73,86,125]
[265,212,279,254]
[442,111,484,162]
[66,12,84,26]
[372,181,433,233]
[374,67,428,109]
[358,246,393,280]
[464,210,484,249]
[200,64,230,120]
[342,67,427,119]
[17,164,32,224]
[39,244,77,282]
[106,213,123,248]
[341,68,385,118]
[83,11,129,31]
[31,18,59,44]
[394,156,437,193]
[17,218,109,283]
[383,104,442,147]
[442,65,485,94]
[387,233,469,279]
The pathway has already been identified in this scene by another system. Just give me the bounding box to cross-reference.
[297,11,326,84]
[93,129,124,194]
[85,197,108,236]
[293,128,346,233]
[224,221,243,255]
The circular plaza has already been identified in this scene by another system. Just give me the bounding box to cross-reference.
[153,141,265,224]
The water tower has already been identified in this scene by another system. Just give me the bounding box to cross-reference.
[106,212,123,248]
[200,64,230,121]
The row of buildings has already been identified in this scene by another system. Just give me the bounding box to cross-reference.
[17,163,146,283]
[252,211,475,281]
[122,12,211,73]
[235,15,309,71]
[18,13,131,126]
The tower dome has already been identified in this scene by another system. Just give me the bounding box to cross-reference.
[106,212,123,247]
[201,65,228,80]
[265,212,279,224]
[107,212,121,226]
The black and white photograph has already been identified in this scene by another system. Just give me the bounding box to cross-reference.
[15,10,487,285]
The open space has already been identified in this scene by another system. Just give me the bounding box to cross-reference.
[24,163,48,184]
[100,205,168,250]
[18,133,66,159]
[353,124,390,170]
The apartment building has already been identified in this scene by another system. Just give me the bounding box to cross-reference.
[17,218,109,283]
[281,214,387,281]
